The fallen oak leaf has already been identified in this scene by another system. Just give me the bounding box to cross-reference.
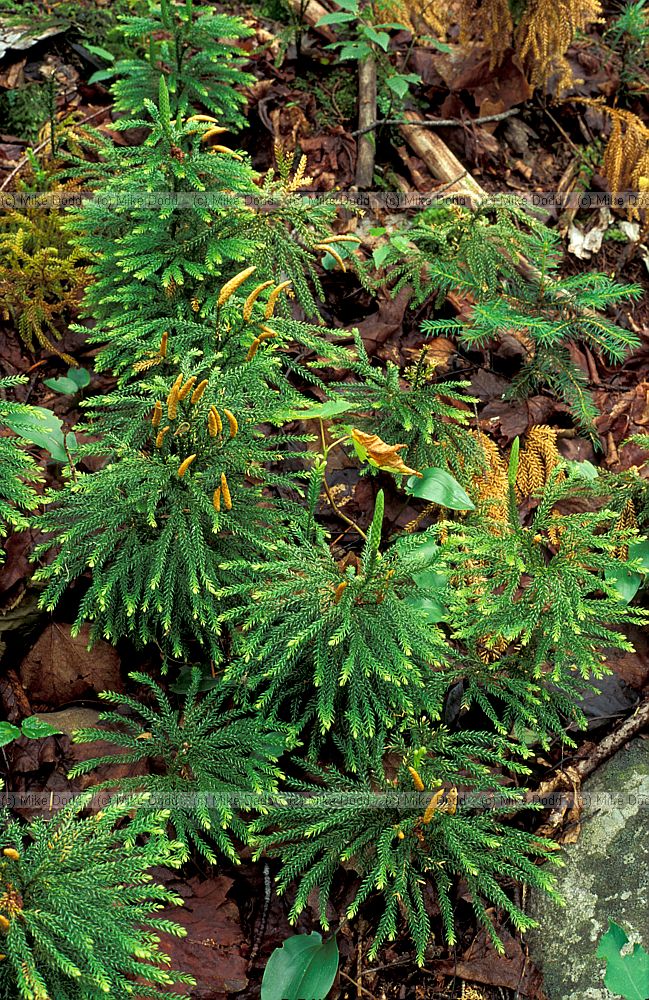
[350,428,422,478]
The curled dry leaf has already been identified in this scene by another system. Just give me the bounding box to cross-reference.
[350,428,422,478]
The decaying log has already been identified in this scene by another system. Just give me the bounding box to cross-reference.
[398,110,486,201]
[287,0,335,40]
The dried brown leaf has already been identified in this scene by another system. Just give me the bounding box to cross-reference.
[350,428,421,477]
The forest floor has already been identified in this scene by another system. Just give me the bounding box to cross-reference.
[0,2,648,998]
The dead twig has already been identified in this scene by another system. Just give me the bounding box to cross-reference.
[287,0,335,39]
[398,110,486,201]
[351,108,519,137]
[529,697,649,839]
[574,696,649,782]
[0,105,110,192]
[340,971,378,999]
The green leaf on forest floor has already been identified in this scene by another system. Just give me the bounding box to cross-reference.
[285,399,358,421]
[261,932,339,1000]
[597,921,649,999]
[4,406,76,463]
[44,367,91,395]
[406,467,475,510]
[606,540,649,603]
[0,716,62,747]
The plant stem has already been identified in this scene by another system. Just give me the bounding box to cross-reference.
[355,53,377,189]
[319,419,367,540]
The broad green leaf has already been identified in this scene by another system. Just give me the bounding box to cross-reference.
[413,569,447,591]
[85,44,115,62]
[597,921,649,1000]
[88,68,117,84]
[4,406,71,463]
[567,459,599,480]
[397,536,440,565]
[169,667,222,694]
[389,235,411,253]
[406,468,475,511]
[605,566,642,604]
[629,539,649,573]
[68,367,91,389]
[317,11,357,25]
[386,74,410,99]
[43,376,79,395]
[0,722,21,748]
[21,716,63,740]
[407,594,447,623]
[338,41,372,60]
[372,244,392,268]
[362,26,390,49]
[606,538,649,603]
[285,399,358,421]
[423,35,451,51]
[409,553,448,622]
[261,932,339,1000]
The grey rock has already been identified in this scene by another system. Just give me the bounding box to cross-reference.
[527,738,649,1000]
[34,706,101,737]
[502,117,539,157]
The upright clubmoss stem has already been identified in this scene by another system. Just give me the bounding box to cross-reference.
[318,419,367,542]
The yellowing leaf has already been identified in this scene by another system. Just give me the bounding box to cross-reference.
[350,429,421,478]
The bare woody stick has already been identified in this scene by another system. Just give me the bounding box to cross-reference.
[355,53,377,189]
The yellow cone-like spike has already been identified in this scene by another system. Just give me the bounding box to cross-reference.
[178,376,197,401]
[315,243,346,271]
[199,126,229,141]
[223,408,238,438]
[243,281,273,322]
[155,426,171,448]
[178,454,197,478]
[245,337,261,361]
[264,281,292,319]
[208,406,222,437]
[190,379,208,404]
[422,788,445,825]
[209,145,243,160]
[408,767,425,792]
[217,266,256,307]
[220,472,232,510]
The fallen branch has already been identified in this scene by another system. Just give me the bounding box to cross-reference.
[287,0,335,40]
[530,696,649,840]
[398,109,486,200]
[574,695,649,782]
[0,105,109,192]
[351,107,519,137]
